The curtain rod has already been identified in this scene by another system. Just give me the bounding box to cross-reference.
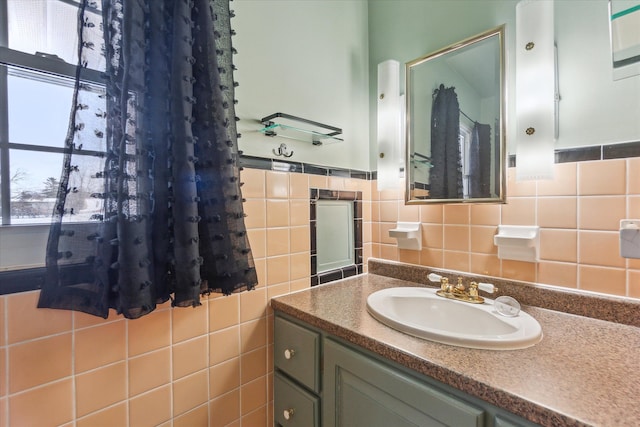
[460,109,476,123]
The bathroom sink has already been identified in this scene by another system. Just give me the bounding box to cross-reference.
[366,287,542,350]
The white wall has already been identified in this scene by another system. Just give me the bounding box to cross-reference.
[367,0,515,163]
[233,0,371,171]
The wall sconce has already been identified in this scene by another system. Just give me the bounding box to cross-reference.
[377,59,402,190]
[515,0,558,181]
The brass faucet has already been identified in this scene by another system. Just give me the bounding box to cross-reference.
[436,277,495,304]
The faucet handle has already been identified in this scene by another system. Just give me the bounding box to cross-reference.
[468,282,479,299]
[427,273,442,283]
[478,282,498,294]
[427,273,450,291]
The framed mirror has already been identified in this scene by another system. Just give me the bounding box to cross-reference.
[405,25,506,204]
[609,0,640,80]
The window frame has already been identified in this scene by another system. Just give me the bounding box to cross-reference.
[0,0,103,294]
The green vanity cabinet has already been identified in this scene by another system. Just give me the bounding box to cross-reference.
[323,337,484,427]
[274,313,539,427]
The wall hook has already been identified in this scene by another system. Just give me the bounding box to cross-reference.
[273,143,294,158]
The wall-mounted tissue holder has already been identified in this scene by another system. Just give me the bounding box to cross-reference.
[389,222,422,250]
[493,225,540,262]
[620,219,640,259]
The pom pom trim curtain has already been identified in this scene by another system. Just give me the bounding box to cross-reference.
[429,84,462,199]
[37,0,257,319]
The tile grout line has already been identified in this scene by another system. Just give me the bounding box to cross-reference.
[71,312,77,427]
[576,163,582,291]
[467,209,472,274]
[2,296,7,427]
[169,307,174,425]
[125,316,130,427]
[625,158,630,297]
[236,291,242,424]
[206,296,211,427]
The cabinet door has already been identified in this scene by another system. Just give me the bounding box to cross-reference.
[495,414,539,427]
[323,338,485,427]
[274,372,320,427]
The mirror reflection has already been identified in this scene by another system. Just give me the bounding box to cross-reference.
[406,25,505,204]
[609,0,640,80]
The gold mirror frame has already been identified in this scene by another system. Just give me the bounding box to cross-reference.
[405,25,506,204]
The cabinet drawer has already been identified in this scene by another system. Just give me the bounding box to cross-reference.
[274,315,320,392]
[274,372,320,427]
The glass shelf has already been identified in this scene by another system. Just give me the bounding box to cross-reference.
[259,113,343,145]
[411,153,432,167]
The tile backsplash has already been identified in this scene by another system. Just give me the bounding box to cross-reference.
[0,169,372,427]
[373,158,640,299]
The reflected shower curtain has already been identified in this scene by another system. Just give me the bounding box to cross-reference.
[469,122,492,198]
[38,0,257,319]
[430,85,462,199]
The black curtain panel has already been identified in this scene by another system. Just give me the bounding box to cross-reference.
[38,0,257,319]
[429,84,462,199]
[469,122,492,198]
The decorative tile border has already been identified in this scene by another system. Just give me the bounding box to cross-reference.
[242,140,640,178]
[309,189,364,287]
[508,139,640,167]
[603,140,640,159]
[239,155,374,180]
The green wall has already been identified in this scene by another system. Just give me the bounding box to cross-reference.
[368,0,640,157]
[368,0,516,163]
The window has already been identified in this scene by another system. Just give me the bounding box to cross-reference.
[0,0,104,292]
[459,123,472,199]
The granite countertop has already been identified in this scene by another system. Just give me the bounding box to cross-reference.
[271,273,640,427]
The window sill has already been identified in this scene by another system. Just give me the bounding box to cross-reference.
[0,266,45,295]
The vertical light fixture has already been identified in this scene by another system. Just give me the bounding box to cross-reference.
[515,0,557,181]
[377,59,401,190]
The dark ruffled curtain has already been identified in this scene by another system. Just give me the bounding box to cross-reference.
[468,122,491,198]
[429,84,462,199]
[37,0,257,319]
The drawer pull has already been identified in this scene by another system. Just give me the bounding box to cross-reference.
[284,349,295,360]
[283,408,295,420]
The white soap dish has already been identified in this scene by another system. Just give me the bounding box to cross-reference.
[494,225,540,262]
[389,222,422,251]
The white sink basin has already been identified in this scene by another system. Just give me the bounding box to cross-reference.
[366,287,542,350]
